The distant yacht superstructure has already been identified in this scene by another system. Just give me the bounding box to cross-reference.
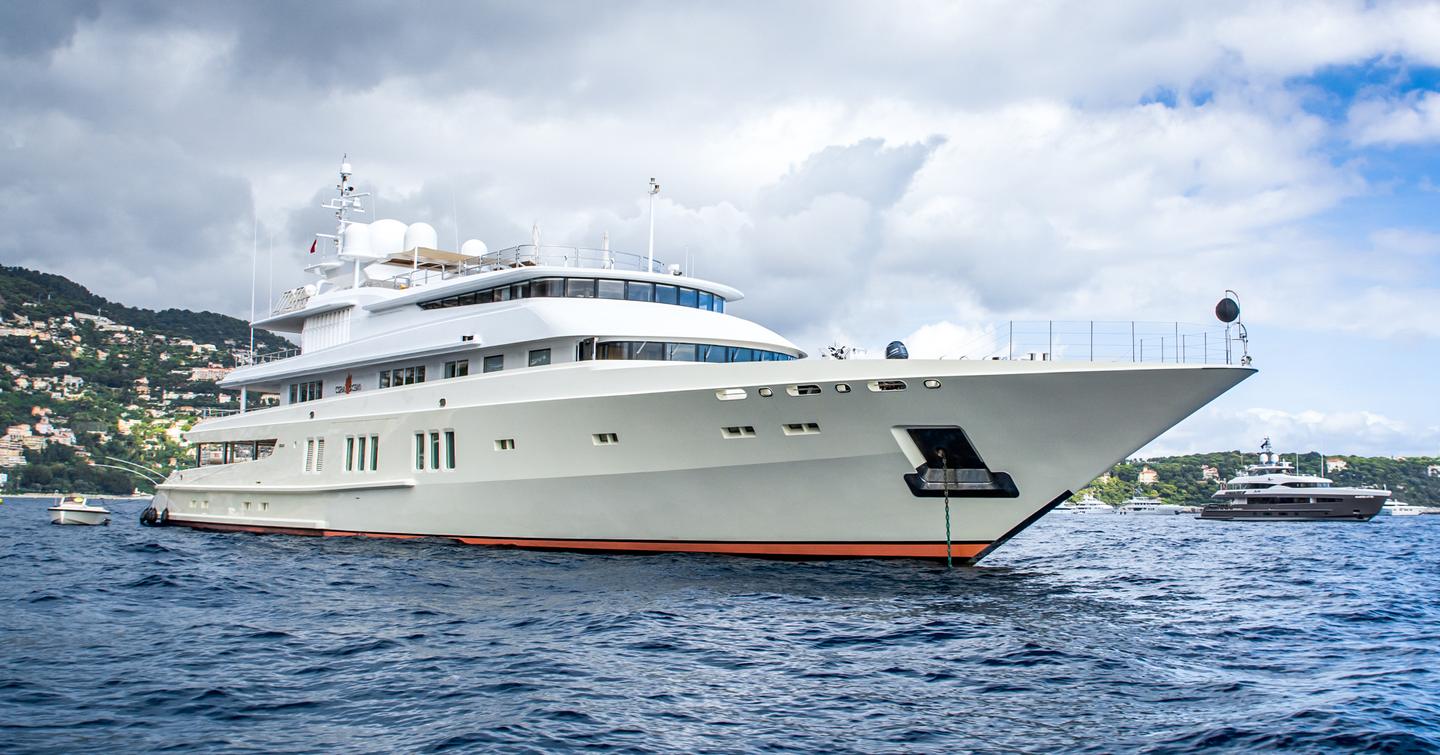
[1057,493,1114,513]
[143,162,1255,562]
[1201,439,1387,522]
[1116,488,1182,515]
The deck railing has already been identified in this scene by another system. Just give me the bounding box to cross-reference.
[234,347,301,366]
[943,321,1246,365]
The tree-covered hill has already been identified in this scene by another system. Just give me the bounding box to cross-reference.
[0,265,292,353]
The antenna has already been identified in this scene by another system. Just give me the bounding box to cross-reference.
[647,177,660,272]
[318,155,371,287]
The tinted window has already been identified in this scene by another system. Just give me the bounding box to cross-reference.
[533,278,564,297]
[483,355,504,373]
[577,339,595,361]
[669,343,697,362]
[511,281,529,299]
[729,347,754,362]
[597,280,625,300]
[679,288,698,308]
[528,348,551,367]
[702,344,726,363]
[715,298,725,313]
[598,342,629,360]
[655,284,678,305]
[626,281,654,302]
[635,342,665,360]
[565,279,596,298]
[698,291,713,310]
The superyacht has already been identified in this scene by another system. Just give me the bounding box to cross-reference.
[1116,488,1182,515]
[142,163,1255,563]
[1200,439,1387,522]
[1056,493,1114,513]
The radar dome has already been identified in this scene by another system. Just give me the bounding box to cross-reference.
[1215,297,1241,323]
[340,222,381,260]
[369,219,407,258]
[404,222,438,252]
[460,239,488,257]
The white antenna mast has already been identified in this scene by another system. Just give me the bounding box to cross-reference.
[647,177,660,272]
[316,155,371,287]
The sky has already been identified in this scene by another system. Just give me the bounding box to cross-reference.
[1,0,1438,457]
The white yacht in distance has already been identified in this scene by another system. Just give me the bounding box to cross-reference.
[1201,439,1388,522]
[1056,493,1115,514]
[1116,488,1182,515]
[1379,502,1429,516]
[142,163,1255,563]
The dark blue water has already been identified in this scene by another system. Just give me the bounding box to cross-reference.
[1,498,1437,754]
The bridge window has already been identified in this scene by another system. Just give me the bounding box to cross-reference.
[483,355,504,373]
[626,281,654,302]
[528,348,551,367]
[596,341,794,363]
[565,278,597,298]
[444,359,469,378]
[597,280,626,299]
[417,276,728,313]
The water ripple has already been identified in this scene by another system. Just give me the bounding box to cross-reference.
[1,500,1438,753]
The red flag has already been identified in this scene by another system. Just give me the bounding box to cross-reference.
[308,240,317,254]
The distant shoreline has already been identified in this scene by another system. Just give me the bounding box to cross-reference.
[0,493,152,501]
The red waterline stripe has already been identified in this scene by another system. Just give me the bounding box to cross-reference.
[169,519,988,559]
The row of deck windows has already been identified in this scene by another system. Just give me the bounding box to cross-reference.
[418,277,727,313]
[289,380,323,403]
[380,365,425,388]
[579,341,795,363]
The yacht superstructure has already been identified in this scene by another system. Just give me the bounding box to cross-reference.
[1116,488,1182,515]
[144,164,1255,563]
[1200,439,1387,522]
[1056,493,1114,513]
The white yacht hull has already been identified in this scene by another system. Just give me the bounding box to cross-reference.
[49,506,111,526]
[154,360,1252,563]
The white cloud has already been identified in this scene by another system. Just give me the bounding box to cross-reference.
[1140,405,1440,458]
[1348,90,1440,146]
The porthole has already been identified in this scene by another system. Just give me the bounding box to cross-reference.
[758,387,774,397]
[308,411,315,419]
[835,383,851,393]
[867,380,907,392]
[439,398,447,407]
[924,379,941,389]
[786,384,822,397]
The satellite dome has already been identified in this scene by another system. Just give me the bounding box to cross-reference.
[339,222,381,261]
[369,219,407,258]
[460,239,488,257]
[404,222,438,252]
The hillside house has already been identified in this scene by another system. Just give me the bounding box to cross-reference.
[1138,466,1159,484]
[1326,457,1348,473]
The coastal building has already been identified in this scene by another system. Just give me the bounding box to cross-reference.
[1326,457,1348,473]
[189,365,233,382]
[1138,466,1159,485]
[1429,465,1440,478]
[1200,465,1220,481]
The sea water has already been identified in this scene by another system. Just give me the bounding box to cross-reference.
[1,499,1436,753]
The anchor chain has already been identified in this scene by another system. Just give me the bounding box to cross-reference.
[939,449,952,568]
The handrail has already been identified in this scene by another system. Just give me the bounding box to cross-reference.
[941,321,1244,366]
[235,347,301,366]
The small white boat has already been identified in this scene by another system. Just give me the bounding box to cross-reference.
[1380,502,1428,517]
[48,495,111,526]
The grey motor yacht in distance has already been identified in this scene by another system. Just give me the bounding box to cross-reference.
[1201,439,1388,521]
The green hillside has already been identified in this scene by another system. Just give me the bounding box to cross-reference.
[0,266,289,495]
